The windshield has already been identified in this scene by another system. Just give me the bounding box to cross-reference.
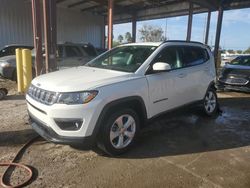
[86,45,157,72]
[229,56,250,66]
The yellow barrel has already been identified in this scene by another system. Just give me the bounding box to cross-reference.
[15,48,24,93]
[22,49,32,92]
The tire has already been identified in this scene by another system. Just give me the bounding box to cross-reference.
[0,89,7,100]
[203,88,218,116]
[97,108,139,156]
[12,69,17,81]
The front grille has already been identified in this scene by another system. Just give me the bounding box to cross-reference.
[27,84,58,105]
[224,77,249,86]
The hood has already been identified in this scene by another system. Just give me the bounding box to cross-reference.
[222,64,250,77]
[32,66,140,92]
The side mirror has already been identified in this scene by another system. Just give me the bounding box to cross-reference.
[152,62,171,72]
[225,62,229,65]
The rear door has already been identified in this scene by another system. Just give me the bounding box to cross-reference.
[178,46,212,101]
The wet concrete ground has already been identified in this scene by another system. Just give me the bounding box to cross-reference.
[0,84,250,187]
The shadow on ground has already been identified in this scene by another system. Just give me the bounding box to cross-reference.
[4,95,25,101]
[0,129,38,147]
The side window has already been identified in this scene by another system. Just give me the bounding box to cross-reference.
[180,46,209,67]
[82,45,97,57]
[154,47,182,69]
[8,48,15,55]
[3,47,12,56]
[65,46,82,57]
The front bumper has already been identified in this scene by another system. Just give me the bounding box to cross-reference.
[29,112,94,146]
[217,80,250,92]
[26,93,103,144]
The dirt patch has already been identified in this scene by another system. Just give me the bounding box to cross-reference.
[0,77,18,95]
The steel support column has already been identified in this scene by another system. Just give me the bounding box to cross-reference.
[186,2,193,41]
[102,17,106,49]
[214,6,224,69]
[31,0,43,76]
[51,0,57,71]
[43,0,57,73]
[205,11,211,45]
[132,14,137,43]
[108,0,113,50]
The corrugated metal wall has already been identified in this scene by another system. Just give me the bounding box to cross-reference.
[57,7,104,47]
[0,0,104,49]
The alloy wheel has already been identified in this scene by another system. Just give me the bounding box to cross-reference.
[110,114,136,149]
[204,91,217,113]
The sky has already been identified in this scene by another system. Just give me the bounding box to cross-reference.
[110,8,250,51]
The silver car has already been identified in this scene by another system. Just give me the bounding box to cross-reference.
[0,43,97,81]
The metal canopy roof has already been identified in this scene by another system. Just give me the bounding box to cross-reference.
[56,0,250,23]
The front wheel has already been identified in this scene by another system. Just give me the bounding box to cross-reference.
[203,88,218,116]
[97,108,139,156]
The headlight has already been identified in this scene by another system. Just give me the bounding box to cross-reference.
[57,91,98,104]
[0,62,11,68]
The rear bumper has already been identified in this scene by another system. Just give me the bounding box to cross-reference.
[29,112,95,146]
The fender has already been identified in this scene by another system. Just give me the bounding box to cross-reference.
[91,96,148,140]
[206,80,217,94]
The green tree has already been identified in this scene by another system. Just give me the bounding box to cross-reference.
[244,47,250,54]
[112,40,120,47]
[139,24,165,42]
[236,50,242,54]
[125,32,132,43]
[117,35,124,43]
[227,49,235,54]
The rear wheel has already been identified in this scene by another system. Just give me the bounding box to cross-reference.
[203,88,218,116]
[97,108,139,156]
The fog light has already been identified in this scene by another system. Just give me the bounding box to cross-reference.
[54,119,83,131]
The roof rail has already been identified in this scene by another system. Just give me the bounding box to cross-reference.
[163,40,205,45]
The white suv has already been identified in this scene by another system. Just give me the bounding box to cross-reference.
[26,41,218,155]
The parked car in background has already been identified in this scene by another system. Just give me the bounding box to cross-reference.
[80,43,98,57]
[95,47,107,55]
[0,42,97,81]
[217,55,250,92]
[56,43,96,68]
[27,41,218,155]
[0,44,33,57]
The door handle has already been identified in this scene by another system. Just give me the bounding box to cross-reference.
[178,73,186,78]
